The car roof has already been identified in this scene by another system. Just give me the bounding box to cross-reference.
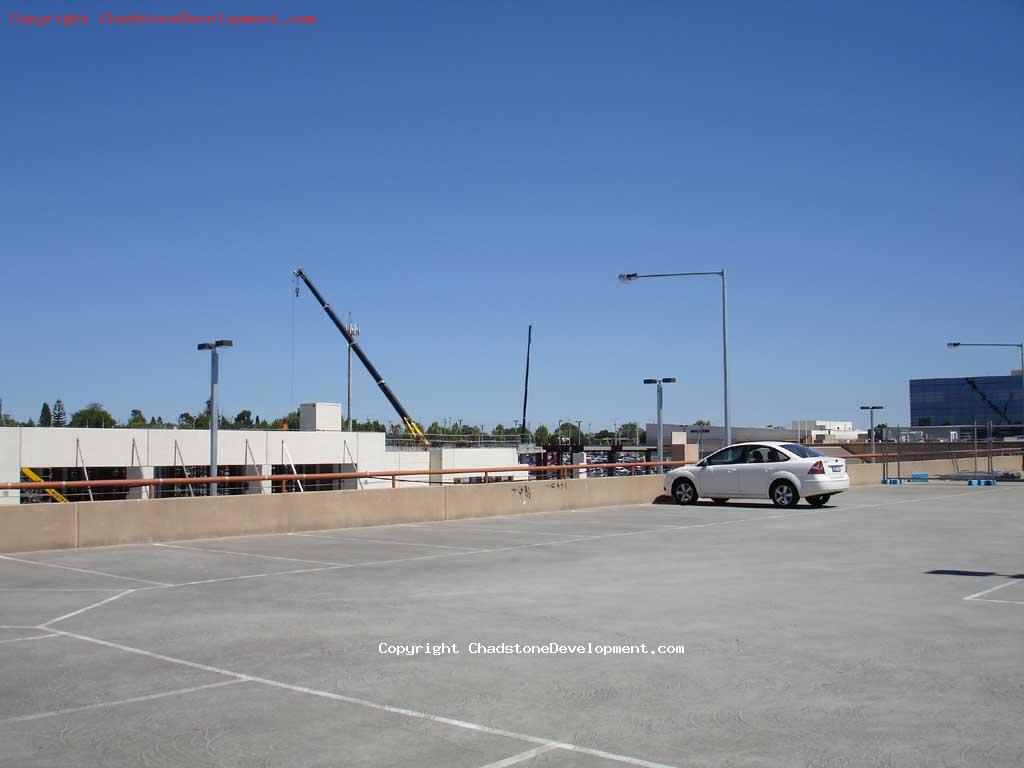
[724,441,791,447]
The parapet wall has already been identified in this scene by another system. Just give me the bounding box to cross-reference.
[1,457,1018,553]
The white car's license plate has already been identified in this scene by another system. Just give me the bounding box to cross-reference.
[831,466,842,473]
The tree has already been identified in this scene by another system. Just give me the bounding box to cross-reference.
[270,410,300,430]
[39,402,52,427]
[70,403,117,428]
[178,412,195,428]
[350,418,387,432]
[52,400,67,427]
[694,419,711,426]
[127,409,147,428]
[533,424,551,445]
[619,422,641,443]
[233,409,253,429]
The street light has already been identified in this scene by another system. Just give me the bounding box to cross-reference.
[619,270,731,444]
[645,377,677,471]
[947,341,1024,435]
[860,405,883,460]
[197,339,233,496]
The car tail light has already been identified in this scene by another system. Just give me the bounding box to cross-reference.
[808,460,825,475]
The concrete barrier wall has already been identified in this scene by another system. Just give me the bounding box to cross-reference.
[1,458,1018,553]
[0,504,78,552]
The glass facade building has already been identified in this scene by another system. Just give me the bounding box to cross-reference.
[910,376,1024,433]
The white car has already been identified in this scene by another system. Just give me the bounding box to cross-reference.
[664,441,849,508]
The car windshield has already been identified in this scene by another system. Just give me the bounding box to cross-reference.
[780,444,825,458]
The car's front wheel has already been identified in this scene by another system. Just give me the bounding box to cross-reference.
[807,494,831,507]
[672,478,697,505]
[770,480,799,508]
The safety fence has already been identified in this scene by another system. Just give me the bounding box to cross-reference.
[3,447,1022,503]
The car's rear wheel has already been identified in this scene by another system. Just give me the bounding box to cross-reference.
[770,480,799,508]
[711,498,729,505]
[672,478,697,505]
[807,494,831,507]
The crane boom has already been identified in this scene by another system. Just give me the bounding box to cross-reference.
[294,268,428,446]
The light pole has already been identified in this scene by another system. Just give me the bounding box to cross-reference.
[645,377,676,471]
[947,342,1024,435]
[346,314,359,431]
[197,340,233,495]
[619,270,730,445]
[860,405,883,461]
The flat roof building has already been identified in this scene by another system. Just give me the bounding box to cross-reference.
[910,375,1023,435]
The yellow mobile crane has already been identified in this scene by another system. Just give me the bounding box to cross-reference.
[294,269,429,447]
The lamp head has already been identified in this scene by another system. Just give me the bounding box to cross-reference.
[643,378,657,384]
[618,273,638,283]
[197,342,214,351]
[214,340,233,348]
[946,342,960,348]
[662,377,677,383]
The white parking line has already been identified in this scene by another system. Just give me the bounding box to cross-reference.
[0,554,170,587]
[0,633,59,645]
[413,522,597,537]
[964,579,1024,601]
[475,744,561,767]
[0,680,244,725]
[46,629,682,768]
[153,542,348,566]
[289,532,481,550]
[40,590,137,627]
[0,587,130,593]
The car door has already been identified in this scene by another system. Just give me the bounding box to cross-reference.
[698,446,744,496]
[737,445,774,497]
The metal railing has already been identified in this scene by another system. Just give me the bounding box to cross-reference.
[4,459,696,499]
[4,448,1020,501]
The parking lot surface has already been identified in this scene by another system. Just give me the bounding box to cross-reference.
[2,481,1022,767]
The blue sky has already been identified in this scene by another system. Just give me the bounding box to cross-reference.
[2,1,1022,431]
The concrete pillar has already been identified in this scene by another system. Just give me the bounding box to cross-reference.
[127,466,154,500]
[247,464,272,495]
[429,448,443,485]
[571,451,587,479]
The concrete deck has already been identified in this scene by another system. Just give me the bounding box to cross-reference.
[1,482,1022,767]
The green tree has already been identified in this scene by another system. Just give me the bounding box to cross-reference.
[178,412,195,428]
[619,422,641,443]
[554,422,582,444]
[233,409,253,429]
[533,424,551,445]
[127,409,147,428]
[351,418,386,432]
[694,419,711,426]
[70,403,117,428]
[39,402,52,427]
[270,410,300,430]
[52,399,67,427]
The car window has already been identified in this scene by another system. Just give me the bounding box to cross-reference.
[780,443,824,458]
[767,448,789,462]
[743,445,772,463]
[705,446,745,466]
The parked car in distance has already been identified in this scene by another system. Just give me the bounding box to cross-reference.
[663,442,849,507]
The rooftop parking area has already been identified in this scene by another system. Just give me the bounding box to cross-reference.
[2,481,1022,767]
